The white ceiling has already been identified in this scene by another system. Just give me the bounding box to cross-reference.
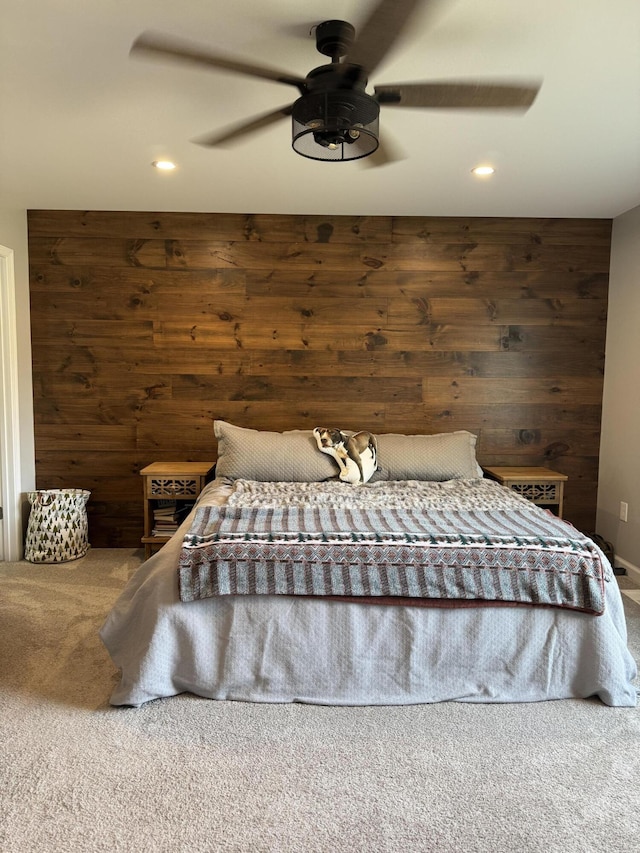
[3,0,640,219]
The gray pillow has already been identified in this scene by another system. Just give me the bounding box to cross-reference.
[214,421,337,482]
[214,421,481,483]
[376,430,482,481]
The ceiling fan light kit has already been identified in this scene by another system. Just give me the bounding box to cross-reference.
[291,87,380,161]
[131,0,541,167]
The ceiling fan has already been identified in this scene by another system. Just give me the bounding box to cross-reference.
[130,0,541,165]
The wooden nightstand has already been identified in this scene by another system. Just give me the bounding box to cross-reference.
[140,462,214,558]
[482,466,568,518]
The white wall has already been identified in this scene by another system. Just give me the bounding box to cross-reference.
[596,203,640,573]
[0,207,35,556]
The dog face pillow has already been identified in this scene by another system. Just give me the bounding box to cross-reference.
[313,428,378,485]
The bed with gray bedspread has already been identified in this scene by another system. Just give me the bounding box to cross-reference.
[101,475,638,708]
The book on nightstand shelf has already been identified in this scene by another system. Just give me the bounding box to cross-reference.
[151,499,195,537]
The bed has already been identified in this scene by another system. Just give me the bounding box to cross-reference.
[100,421,638,708]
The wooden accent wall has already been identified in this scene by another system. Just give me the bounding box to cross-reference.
[28,210,611,546]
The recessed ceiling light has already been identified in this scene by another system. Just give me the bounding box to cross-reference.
[152,160,176,171]
[472,165,495,177]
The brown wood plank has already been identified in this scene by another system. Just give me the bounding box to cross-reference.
[170,374,422,403]
[171,240,613,273]
[423,377,604,406]
[392,217,612,245]
[462,350,605,378]
[31,345,254,377]
[28,237,168,268]
[34,425,136,451]
[30,319,154,344]
[27,211,392,242]
[501,324,606,351]
[388,297,607,326]
[33,372,173,399]
[246,270,609,300]
[152,321,505,351]
[29,265,246,293]
[32,346,603,381]
[391,403,604,430]
[33,398,144,425]
[30,236,611,273]
[477,428,601,457]
[30,290,249,323]
[247,349,473,377]
[241,296,389,326]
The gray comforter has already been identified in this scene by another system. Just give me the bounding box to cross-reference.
[100,478,638,707]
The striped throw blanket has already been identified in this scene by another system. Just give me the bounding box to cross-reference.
[178,479,608,613]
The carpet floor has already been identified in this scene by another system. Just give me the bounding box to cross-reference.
[1,549,640,853]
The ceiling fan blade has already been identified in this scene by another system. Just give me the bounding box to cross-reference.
[345,0,429,77]
[375,80,541,110]
[192,105,293,147]
[131,32,307,90]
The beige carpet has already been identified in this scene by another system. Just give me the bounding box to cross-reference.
[1,549,640,853]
